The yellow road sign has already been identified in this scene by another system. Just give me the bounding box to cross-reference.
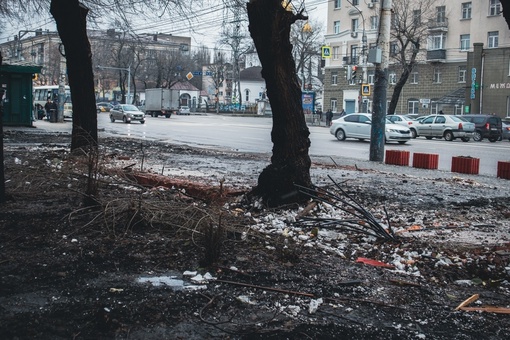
[362,84,371,96]
[321,46,331,59]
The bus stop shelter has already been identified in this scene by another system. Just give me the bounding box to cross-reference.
[0,64,42,126]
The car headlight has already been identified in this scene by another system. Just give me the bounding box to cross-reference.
[386,128,398,132]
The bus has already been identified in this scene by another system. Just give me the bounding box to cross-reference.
[33,85,73,119]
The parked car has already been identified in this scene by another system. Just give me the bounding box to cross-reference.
[414,115,474,141]
[178,106,190,115]
[110,104,145,124]
[96,102,113,113]
[501,121,510,141]
[330,113,411,144]
[461,114,502,142]
[387,114,419,138]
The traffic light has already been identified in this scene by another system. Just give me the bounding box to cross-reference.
[351,66,358,81]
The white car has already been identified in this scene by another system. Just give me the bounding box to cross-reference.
[387,114,419,138]
[330,113,411,144]
[178,106,190,115]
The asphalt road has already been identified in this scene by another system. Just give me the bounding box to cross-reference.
[29,113,510,177]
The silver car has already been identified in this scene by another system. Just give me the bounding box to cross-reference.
[415,115,474,141]
[110,104,146,124]
[330,113,411,144]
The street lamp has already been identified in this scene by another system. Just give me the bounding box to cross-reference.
[96,65,131,104]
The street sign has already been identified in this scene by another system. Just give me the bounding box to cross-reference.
[361,84,371,96]
[321,46,331,59]
[192,71,202,76]
[186,72,193,80]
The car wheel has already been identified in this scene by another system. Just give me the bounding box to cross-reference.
[461,137,470,142]
[165,114,171,118]
[410,128,417,138]
[123,116,130,124]
[140,120,145,124]
[425,136,433,140]
[398,141,407,144]
[110,115,115,123]
[335,129,346,141]
[488,137,497,142]
[444,131,454,141]
[473,131,482,142]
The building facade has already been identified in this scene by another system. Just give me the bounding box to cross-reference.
[323,0,510,118]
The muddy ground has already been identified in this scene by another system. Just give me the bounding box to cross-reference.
[0,130,509,339]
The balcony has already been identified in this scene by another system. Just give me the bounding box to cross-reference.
[427,18,448,32]
[426,49,446,62]
[342,56,359,65]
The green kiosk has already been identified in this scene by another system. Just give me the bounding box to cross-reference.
[0,64,42,126]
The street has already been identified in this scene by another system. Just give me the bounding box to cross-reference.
[34,113,510,177]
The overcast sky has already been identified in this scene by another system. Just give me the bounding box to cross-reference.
[0,0,327,52]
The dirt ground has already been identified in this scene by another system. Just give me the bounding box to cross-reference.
[1,130,509,339]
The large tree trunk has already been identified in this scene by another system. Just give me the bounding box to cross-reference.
[0,52,5,204]
[50,0,98,151]
[502,2,510,30]
[247,0,312,207]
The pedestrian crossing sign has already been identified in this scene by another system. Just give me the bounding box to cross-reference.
[321,46,331,58]
[362,84,371,96]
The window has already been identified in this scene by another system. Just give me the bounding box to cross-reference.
[488,31,499,48]
[410,71,419,84]
[390,42,398,56]
[433,67,442,83]
[462,2,472,19]
[430,34,445,49]
[367,71,375,84]
[334,21,340,34]
[408,99,419,114]
[458,66,467,83]
[460,34,470,51]
[334,0,341,9]
[489,0,501,16]
[331,71,338,85]
[389,72,397,85]
[370,16,378,30]
[352,0,359,5]
[413,10,421,26]
[436,6,446,23]
[431,102,438,115]
[245,89,250,102]
[350,45,359,64]
[351,18,359,32]
[333,46,340,60]
[331,99,338,112]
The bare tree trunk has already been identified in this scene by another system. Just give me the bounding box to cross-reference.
[50,0,98,151]
[247,0,312,207]
[0,52,5,204]
[501,2,510,30]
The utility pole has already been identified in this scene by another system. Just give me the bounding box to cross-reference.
[370,0,392,162]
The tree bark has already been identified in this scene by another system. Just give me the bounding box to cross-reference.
[247,0,312,207]
[50,0,98,151]
[501,2,510,30]
[0,52,5,203]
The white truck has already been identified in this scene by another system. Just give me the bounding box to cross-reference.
[144,88,180,118]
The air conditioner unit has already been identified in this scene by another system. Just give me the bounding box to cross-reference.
[351,31,358,38]
[368,3,374,8]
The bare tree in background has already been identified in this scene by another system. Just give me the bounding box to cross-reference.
[247,0,312,207]
[220,2,252,107]
[386,0,435,115]
[290,18,324,91]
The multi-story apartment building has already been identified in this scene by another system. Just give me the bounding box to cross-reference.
[0,29,192,103]
[323,0,510,118]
